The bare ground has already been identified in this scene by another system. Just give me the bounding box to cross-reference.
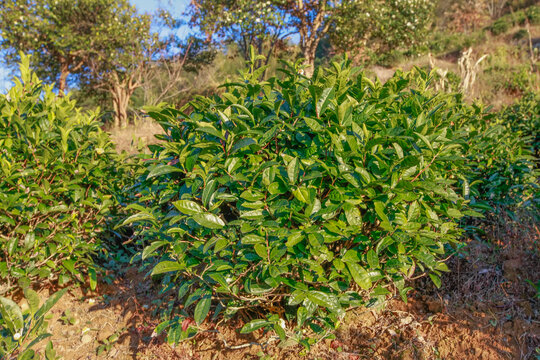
[28,213,539,360]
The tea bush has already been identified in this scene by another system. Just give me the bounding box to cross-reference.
[0,288,66,359]
[501,92,539,157]
[0,56,128,294]
[126,60,478,345]
[490,17,511,35]
[457,90,539,214]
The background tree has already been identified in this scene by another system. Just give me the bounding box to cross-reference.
[0,0,159,127]
[274,0,343,76]
[330,0,435,62]
[0,0,150,96]
[138,37,216,106]
[187,0,289,64]
[77,1,157,128]
[186,0,343,76]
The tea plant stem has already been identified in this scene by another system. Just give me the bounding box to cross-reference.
[412,152,439,182]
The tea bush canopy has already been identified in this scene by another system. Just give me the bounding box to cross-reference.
[0,56,129,294]
[124,59,497,345]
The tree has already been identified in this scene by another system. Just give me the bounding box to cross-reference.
[275,0,341,76]
[187,0,344,77]
[0,0,157,127]
[187,0,436,76]
[138,37,216,106]
[187,0,289,63]
[330,0,435,61]
[78,1,157,128]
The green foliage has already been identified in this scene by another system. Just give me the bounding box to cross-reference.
[480,43,540,101]
[427,31,487,55]
[0,0,154,93]
[501,93,540,157]
[490,17,510,35]
[0,56,128,293]
[463,94,539,213]
[0,288,66,359]
[96,327,124,356]
[331,0,436,58]
[489,5,540,35]
[187,0,287,61]
[126,61,478,345]
[525,5,540,25]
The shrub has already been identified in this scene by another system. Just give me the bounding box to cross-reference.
[502,92,540,157]
[0,56,128,294]
[126,61,477,345]
[427,31,486,55]
[0,288,66,359]
[462,93,539,213]
[488,5,539,35]
[525,5,540,25]
[490,18,510,35]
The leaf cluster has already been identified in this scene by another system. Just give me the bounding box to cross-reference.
[0,56,129,293]
[463,93,539,213]
[0,288,65,359]
[127,60,476,345]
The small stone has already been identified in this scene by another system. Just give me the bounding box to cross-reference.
[81,334,93,344]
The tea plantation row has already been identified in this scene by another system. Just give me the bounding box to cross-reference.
[1,57,538,357]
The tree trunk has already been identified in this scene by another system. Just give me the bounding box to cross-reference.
[295,1,325,78]
[111,85,130,128]
[108,71,140,128]
[58,63,69,96]
[301,36,319,78]
[302,47,316,77]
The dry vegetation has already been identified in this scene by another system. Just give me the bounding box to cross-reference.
[108,118,164,154]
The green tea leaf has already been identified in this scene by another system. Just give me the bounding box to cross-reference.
[147,164,182,180]
[287,158,300,184]
[194,291,212,325]
[347,263,372,290]
[240,319,270,334]
[23,288,40,316]
[0,296,23,332]
[152,261,182,276]
[192,213,226,229]
[174,200,204,215]
[142,241,169,260]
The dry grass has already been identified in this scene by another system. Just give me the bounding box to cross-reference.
[108,118,164,154]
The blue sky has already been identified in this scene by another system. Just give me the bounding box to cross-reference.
[0,0,191,93]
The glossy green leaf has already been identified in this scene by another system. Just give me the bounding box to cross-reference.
[0,296,23,332]
[192,213,225,229]
[287,157,300,184]
[147,164,182,180]
[151,261,183,276]
[347,263,372,290]
[240,319,270,334]
[174,200,204,215]
[194,291,212,325]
